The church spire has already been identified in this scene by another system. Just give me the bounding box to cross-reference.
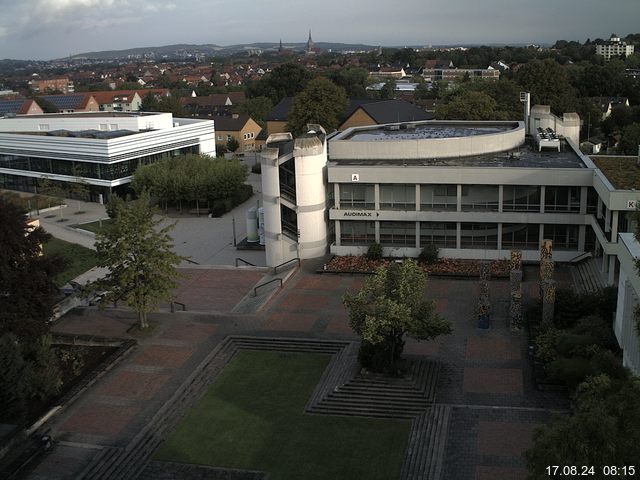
[306,29,314,54]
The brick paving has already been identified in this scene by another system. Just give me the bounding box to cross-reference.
[29,264,574,480]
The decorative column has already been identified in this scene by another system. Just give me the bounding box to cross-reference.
[539,239,555,327]
[510,250,523,330]
[478,261,491,329]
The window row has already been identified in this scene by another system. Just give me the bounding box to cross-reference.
[0,147,198,181]
[337,184,592,213]
[339,221,579,250]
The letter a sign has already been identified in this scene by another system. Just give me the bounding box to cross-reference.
[351,173,360,182]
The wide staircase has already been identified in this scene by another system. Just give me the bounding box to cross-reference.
[572,257,607,294]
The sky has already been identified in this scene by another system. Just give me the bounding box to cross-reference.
[0,0,638,60]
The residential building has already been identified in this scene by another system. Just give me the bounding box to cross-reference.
[596,34,635,61]
[181,93,246,117]
[40,93,99,113]
[0,112,215,201]
[29,77,75,94]
[266,97,294,136]
[0,99,44,116]
[213,114,262,152]
[339,99,433,131]
[92,90,144,112]
[589,96,630,120]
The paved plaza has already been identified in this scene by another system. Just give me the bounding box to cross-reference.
[22,259,572,480]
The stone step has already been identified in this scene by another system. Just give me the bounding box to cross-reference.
[400,405,451,480]
[332,386,429,400]
[326,393,430,408]
[310,405,421,419]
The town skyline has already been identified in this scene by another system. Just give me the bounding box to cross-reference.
[0,0,638,61]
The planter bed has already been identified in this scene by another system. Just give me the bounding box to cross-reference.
[320,256,510,278]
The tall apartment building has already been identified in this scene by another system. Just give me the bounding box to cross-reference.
[596,33,635,61]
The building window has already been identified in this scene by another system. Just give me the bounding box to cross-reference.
[380,184,416,210]
[420,222,456,248]
[340,184,374,209]
[544,224,579,250]
[502,186,541,212]
[341,221,375,245]
[217,135,224,141]
[461,223,498,249]
[544,186,580,213]
[380,221,416,247]
[502,223,539,250]
[281,205,298,240]
[420,184,457,211]
[461,185,499,211]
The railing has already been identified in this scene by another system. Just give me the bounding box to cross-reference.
[568,251,593,263]
[273,257,300,275]
[185,258,200,265]
[235,257,256,267]
[170,301,186,312]
[253,278,283,297]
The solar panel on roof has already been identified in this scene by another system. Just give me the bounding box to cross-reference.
[0,100,24,115]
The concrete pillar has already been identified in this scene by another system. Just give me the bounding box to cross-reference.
[334,183,340,209]
[540,185,546,213]
[335,220,341,247]
[608,255,616,285]
[578,225,586,251]
[605,207,611,233]
[375,220,380,243]
[457,184,462,212]
[538,224,545,251]
[497,223,503,250]
[415,221,420,248]
[580,186,588,215]
[374,184,380,211]
[611,211,619,241]
[456,222,461,249]
[261,146,284,268]
[597,197,603,219]
[415,184,421,212]
[498,185,504,213]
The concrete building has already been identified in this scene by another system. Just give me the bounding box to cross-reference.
[0,112,215,201]
[29,77,75,94]
[614,233,640,375]
[596,34,635,61]
[259,110,640,284]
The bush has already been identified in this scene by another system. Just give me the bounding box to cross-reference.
[366,243,383,261]
[231,184,253,206]
[358,340,407,375]
[418,244,439,265]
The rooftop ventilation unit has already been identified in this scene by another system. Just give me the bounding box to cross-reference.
[384,124,400,131]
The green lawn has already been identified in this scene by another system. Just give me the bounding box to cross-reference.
[155,351,411,480]
[74,218,113,234]
[43,238,97,287]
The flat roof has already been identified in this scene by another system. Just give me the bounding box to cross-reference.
[342,122,518,142]
[4,129,139,139]
[329,141,586,169]
[592,156,640,190]
[3,112,161,119]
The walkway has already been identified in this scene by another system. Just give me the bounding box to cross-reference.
[25,262,570,480]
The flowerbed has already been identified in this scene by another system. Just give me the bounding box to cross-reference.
[324,256,510,277]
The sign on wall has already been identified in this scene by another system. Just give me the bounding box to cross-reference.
[351,173,359,182]
[627,200,637,210]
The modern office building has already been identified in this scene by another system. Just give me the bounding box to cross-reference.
[259,110,639,284]
[0,112,215,201]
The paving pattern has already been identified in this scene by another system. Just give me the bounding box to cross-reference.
[24,262,574,480]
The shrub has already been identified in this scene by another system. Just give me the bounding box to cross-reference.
[231,184,253,206]
[366,243,383,261]
[418,244,439,265]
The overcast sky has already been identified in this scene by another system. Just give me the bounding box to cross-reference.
[0,0,638,60]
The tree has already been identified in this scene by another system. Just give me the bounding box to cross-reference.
[88,193,185,328]
[246,63,313,104]
[140,92,160,112]
[619,123,640,155]
[379,79,397,100]
[436,90,500,120]
[330,67,370,98]
[342,260,452,373]
[516,59,578,115]
[236,96,273,127]
[0,196,63,339]
[286,77,348,134]
[227,136,240,153]
[526,374,640,476]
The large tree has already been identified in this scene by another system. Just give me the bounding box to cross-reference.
[89,193,184,328]
[436,90,502,120]
[286,77,348,134]
[246,63,313,104]
[342,260,452,373]
[515,58,578,115]
[526,374,640,476]
[0,196,63,339]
